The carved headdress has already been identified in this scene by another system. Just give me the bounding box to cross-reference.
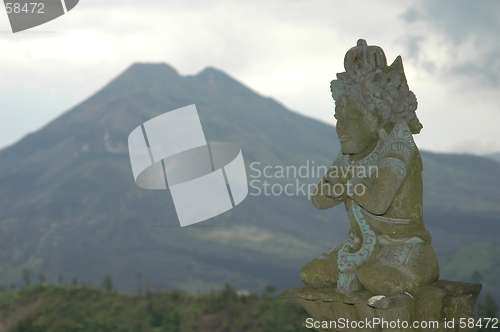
[331,39,423,134]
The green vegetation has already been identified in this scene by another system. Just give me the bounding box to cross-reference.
[475,292,499,332]
[0,284,309,332]
[440,242,500,289]
[2,283,496,332]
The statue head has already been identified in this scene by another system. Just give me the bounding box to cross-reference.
[331,39,422,156]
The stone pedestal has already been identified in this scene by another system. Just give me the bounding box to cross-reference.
[280,280,481,332]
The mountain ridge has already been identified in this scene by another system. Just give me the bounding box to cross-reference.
[488,152,500,163]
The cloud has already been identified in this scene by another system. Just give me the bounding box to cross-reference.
[401,0,500,88]
[450,49,500,87]
[400,7,421,24]
[0,0,499,155]
[402,0,500,43]
[400,35,425,60]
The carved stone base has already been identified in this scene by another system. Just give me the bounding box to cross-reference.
[280,280,481,332]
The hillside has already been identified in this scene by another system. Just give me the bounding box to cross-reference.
[0,285,308,332]
[1,284,497,332]
[440,241,500,293]
[0,63,499,294]
[488,152,500,164]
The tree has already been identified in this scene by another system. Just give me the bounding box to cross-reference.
[476,292,499,332]
[145,281,154,299]
[483,293,498,318]
[162,310,181,332]
[22,269,32,286]
[263,284,277,296]
[137,273,143,296]
[102,275,113,291]
[38,273,46,284]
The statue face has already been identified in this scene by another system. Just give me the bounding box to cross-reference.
[334,95,379,159]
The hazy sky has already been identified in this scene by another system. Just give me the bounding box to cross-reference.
[1,0,499,154]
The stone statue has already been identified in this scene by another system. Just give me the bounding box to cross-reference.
[300,38,439,296]
[280,40,481,331]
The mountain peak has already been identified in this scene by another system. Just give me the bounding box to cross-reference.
[96,62,180,97]
[193,66,258,98]
[125,62,180,78]
[196,66,228,75]
[101,62,181,91]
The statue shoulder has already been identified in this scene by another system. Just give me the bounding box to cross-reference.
[379,120,418,165]
[376,121,422,177]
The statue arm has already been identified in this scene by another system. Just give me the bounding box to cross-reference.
[312,157,350,209]
[348,156,407,215]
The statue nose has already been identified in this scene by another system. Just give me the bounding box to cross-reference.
[336,116,346,131]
